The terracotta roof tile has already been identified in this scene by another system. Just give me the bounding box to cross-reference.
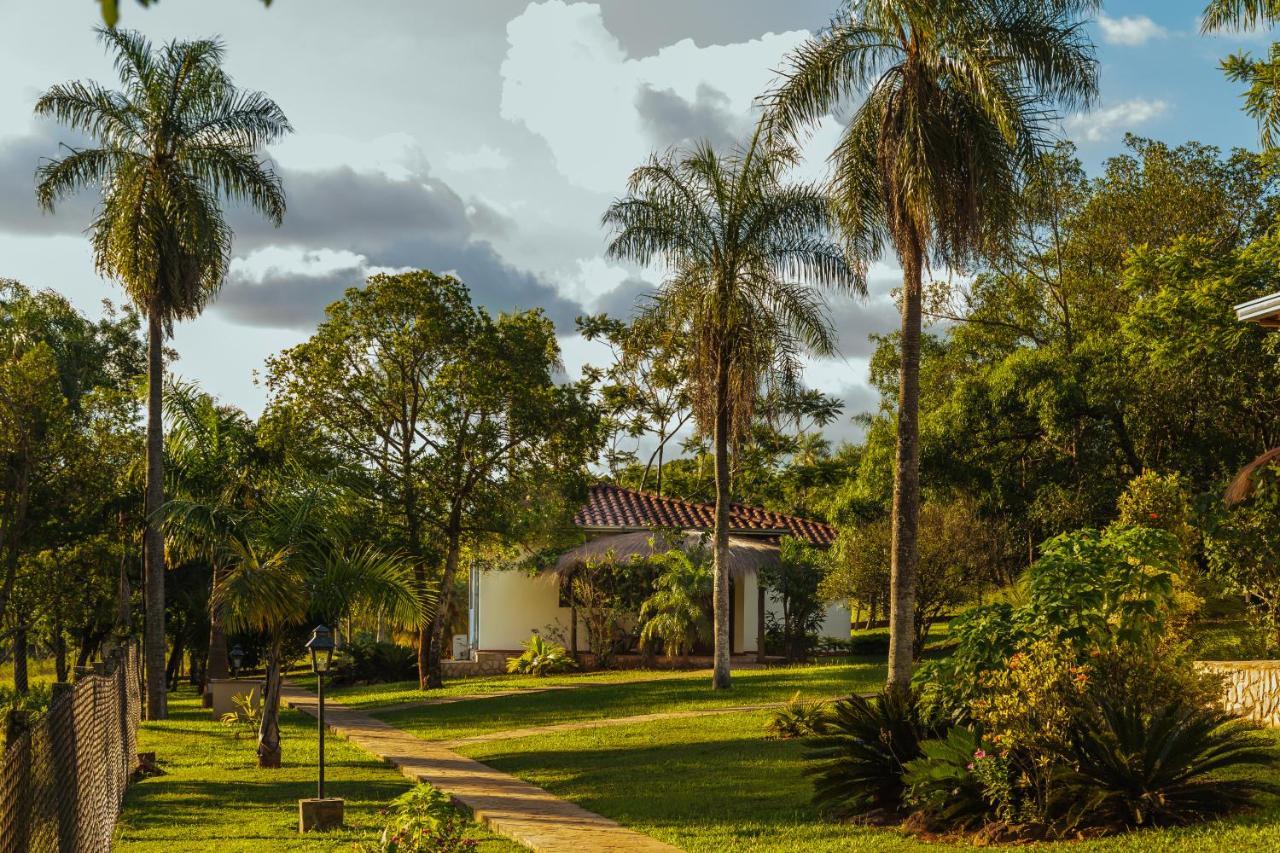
[574,484,836,547]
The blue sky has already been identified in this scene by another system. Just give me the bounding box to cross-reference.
[0,1,1271,445]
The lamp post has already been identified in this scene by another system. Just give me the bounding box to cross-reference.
[299,625,341,832]
[228,644,244,678]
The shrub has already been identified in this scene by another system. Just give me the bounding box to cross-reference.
[1054,698,1279,831]
[506,634,576,676]
[804,690,942,819]
[366,783,476,852]
[219,689,262,739]
[902,726,995,831]
[331,640,417,686]
[764,691,827,739]
[638,548,711,660]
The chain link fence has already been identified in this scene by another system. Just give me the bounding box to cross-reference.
[0,644,141,853]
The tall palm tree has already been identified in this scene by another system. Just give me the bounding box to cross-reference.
[35,28,290,718]
[1201,1,1280,148]
[762,0,1098,691]
[604,130,861,689]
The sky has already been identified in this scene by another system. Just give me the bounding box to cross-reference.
[0,0,1272,446]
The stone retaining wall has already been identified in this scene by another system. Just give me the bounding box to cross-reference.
[1198,660,1280,726]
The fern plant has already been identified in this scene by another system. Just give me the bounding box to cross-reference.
[506,634,577,676]
[765,691,828,739]
[804,689,943,819]
[1054,698,1280,831]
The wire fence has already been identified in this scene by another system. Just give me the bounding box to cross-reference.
[0,643,141,853]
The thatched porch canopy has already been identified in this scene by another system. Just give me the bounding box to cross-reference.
[551,530,782,579]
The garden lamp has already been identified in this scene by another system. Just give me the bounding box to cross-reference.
[305,624,335,801]
[229,644,244,677]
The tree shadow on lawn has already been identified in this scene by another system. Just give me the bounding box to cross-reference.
[379,663,886,741]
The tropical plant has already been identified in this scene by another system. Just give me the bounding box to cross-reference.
[760,537,827,661]
[1054,698,1279,831]
[506,634,577,677]
[765,691,828,740]
[763,0,1099,691]
[219,689,261,740]
[366,783,477,853]
[638,546,712,662]
[902,726,994,831]
[331,639,418,686]
[603,129,860,689]
[35,28,290,718]
[804,689,941,819]
[1202,1,1280,149]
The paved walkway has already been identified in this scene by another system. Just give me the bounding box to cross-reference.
[282,685,682,852]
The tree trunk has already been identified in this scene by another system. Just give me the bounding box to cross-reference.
[205,562,228,703]
[143,312,167,719]
[755,577,766,664]
[165,629,184,691]
[12,621,28,694]
[52,619,67,683]
[426,524,462,689]
[887,246,923,693]
[711,351,732,691]
[258,643,283,768]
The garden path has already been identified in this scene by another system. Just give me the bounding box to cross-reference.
[281,684,682,853]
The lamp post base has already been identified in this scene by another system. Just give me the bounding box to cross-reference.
[298,797,344,832]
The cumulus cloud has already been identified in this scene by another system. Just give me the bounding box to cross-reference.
[1097,13,1167,46]
[1066,98,1168,143]
[499,0,808,192]
[635,83,745,151]
[0,124,97,236]
[446,144,512,173]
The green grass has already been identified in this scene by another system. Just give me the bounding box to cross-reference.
[0,656,58,689]
[113,688,524,852]
[377,661,885,743]
[456,709,1280,852]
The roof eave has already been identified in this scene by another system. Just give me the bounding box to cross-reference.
[1235,291,1280,327]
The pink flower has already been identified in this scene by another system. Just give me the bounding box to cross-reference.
[973,749,987,760]
[966,762,975,770]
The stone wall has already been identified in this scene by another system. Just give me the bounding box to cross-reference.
[440,651,512,678]
[1198,660,1280,726]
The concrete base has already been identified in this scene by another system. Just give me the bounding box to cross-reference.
[298,797,344,832]
[208,677,262,720]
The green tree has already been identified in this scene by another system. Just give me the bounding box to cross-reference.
[762,0,1099,691]
[267,271,600,689]
[638,547,712,663]
[759,537,828,661]
[603,131,859,689]
[35,28,290,718]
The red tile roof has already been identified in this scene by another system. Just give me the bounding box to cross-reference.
[574,484,836,547]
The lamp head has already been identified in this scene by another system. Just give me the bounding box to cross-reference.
[306,624,335,674]
[228,644,245,676]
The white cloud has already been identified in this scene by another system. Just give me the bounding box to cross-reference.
[1098,13,1167,46]
[445,144,512,172]
[1066,98,1169,142]
[499,0,809,192]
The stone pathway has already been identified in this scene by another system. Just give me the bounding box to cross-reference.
[281,685,682,852]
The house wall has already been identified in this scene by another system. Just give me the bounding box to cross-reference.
[474,569,583,652]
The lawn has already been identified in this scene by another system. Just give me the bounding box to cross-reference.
[113,688,524,852]
[375,661,886,743]
[456,709,1280,853]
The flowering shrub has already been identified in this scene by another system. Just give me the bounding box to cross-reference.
[366,783,476,853]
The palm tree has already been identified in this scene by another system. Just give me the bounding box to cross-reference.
[639,547,713,664]
[35,28,290,718]
[173,473,427,766]
[604,130,861,689]
[762,0,1098,691]
[1201,1,1280,148]
[163,379,259,704]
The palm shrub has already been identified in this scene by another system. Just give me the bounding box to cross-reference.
[805,689,942,819]
[638,547,711,662]
[506,634,577,676]
[902,726,996,831]
[1053,698,1279,832]
[765,691,828,740]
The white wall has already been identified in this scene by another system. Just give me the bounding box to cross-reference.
[474,569,583,651]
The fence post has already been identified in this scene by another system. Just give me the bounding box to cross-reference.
[2,710,32,853]
[48,680,79,853]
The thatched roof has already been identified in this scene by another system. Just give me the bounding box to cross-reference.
[551,530,781,579]
[1226,446,1280,505]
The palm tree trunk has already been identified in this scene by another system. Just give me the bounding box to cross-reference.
[711,352,732,691]
[144,311,167,719]
[887,247,923,692]
[258,642,283,768]
[204,563,228,706]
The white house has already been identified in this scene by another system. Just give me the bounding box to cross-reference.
[466,484,851,662]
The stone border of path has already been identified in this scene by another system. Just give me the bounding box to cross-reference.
[281,684,683,853]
